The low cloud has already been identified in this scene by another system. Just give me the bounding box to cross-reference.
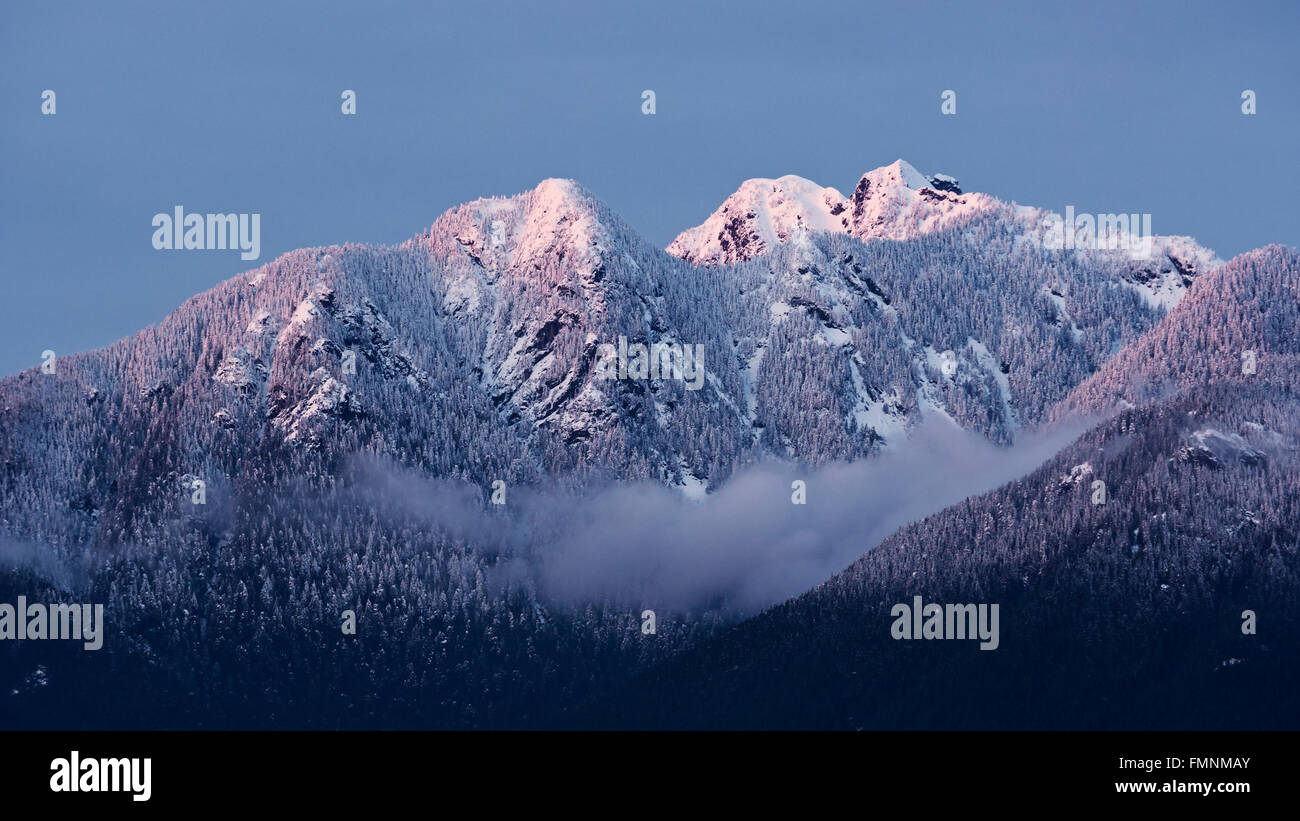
[0,537,77,591]
[517,417,1093,613]
[354,416,1097,616]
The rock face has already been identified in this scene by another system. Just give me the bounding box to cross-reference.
[927,173,961,194]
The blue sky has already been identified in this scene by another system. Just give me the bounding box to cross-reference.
[2,0,1297,376]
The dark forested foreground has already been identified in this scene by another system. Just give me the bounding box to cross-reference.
[0,172,1296,730]
[5,371,1298,730]
[571,246,1300,729]
[574,378,1300,729]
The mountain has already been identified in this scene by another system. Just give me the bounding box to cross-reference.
[665,174,851,266]
[0,168,1209,525]
[0,170,1283,730]
[572,248,1300,729]
[576,377,1300,729]
[669,160,1221,312]
[667,160,994,266]
[1053,245,1300,418]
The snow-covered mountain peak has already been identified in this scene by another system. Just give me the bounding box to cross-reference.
[844,159,991,242]
[522,177,606,234]
[866,158,932,191]
[514,177,609,255]
[427,177,620,275]
[460,177,597,231]
[669,160,995,266]
[665,174,851,266]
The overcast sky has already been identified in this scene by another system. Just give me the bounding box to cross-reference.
[2,0,1296,376]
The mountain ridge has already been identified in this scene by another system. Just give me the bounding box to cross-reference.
[2,169,1295,731]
